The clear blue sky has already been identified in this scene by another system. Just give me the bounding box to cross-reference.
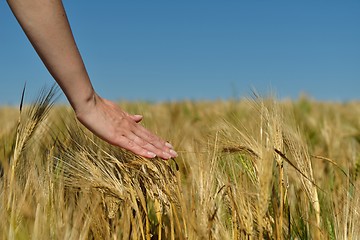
[1,1,359,105]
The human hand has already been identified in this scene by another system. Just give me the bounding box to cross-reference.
[75,94,178,160]
[7,0,177,160]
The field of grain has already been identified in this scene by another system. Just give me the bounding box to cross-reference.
[1,88,360,239]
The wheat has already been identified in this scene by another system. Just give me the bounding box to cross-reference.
[1,88,360,239]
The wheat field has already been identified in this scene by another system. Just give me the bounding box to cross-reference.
[1,88,360,239]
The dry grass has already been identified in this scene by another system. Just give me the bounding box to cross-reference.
[1,89,360,239]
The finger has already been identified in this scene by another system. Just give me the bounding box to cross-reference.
[129,114,143,123]
[115,130,173,160]
[132,124,167,149]
[116,135,157,159]
[133,124,163,144]
[128,133,173,160]
[131,125,178,158]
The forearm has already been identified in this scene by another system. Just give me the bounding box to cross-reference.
[7,0,178,159]
[7,0,94,112]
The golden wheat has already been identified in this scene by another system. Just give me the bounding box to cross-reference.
[1,89,360,239]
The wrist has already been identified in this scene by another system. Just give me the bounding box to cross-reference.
[73,89,99,118]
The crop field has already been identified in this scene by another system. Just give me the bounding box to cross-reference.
[1,88,360,239]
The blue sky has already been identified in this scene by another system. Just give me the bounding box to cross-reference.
[0,1,359,105]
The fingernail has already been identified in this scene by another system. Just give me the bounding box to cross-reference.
[165,142,174,149]
[170,149,178,158]
[162,152,172,160]
[147,152,156,158]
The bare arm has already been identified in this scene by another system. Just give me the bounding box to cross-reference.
[7,0,177,160]
[7,0,93,112]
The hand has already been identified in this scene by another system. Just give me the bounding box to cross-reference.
[75,94,178,160]
[6,0,177,159]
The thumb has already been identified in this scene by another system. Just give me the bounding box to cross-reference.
[129,114,143,123]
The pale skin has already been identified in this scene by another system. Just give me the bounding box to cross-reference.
[7,0,178,160]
